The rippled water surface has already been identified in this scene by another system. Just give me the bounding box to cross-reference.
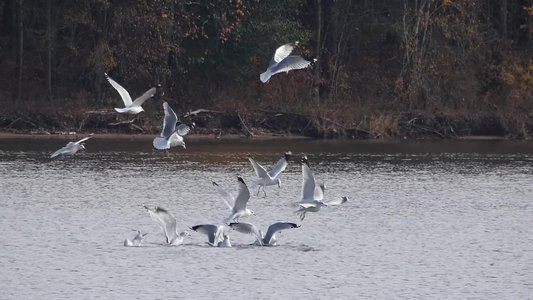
[1,137,533,299]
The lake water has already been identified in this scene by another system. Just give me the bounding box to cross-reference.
[1,136,532,299]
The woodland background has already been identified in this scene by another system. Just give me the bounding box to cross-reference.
[0,0,532,138]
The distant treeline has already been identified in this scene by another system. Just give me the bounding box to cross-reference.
[0,0,532,138]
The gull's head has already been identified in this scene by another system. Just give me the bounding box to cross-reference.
[180,231,191,237]
[249,209,256,216]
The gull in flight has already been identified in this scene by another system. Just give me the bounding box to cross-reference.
[295,156,349,220]
[143,205,190,245]
[123,230,148,247]
[105,73,158,114]
[229,222,300,246]
[153,102,192,150]
[212,177,255,224]
[249,151,291,197]
[260,42,316,83]
[50,135,93,159]
[183,108,222,118]
[190,224,231,247]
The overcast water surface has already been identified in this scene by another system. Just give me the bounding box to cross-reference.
[1,137,532,299]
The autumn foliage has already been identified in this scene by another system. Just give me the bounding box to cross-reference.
[0,0,531,138]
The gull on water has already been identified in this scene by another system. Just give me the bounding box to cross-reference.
[143,205,190,245]
[212,177,255,224]
[50,135,93,159]
[153,102,192,150]
[104,73,158,114]
[260,42,316,83]
[229,222,300,246]
[295,156,349,221]
[248,151,291,197]
[190,224,230,247]
[124,230,148,247]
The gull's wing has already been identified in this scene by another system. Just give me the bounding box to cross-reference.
[269,55,313,76]
[298,202,319,209]
[144,206,177,243]
[263,222,300,245]
[325,196,349,206]
[50,145,69,158]
[232,177,250,213]
[267,151,291,178]
[248,157,268,178]
[131,87,157,107]
[176,123,191,136]
[161,102,178,138]
[212,181,234,210]
[191,224,221,244]
[301,157,316,203]
[228,222,262,243]
[314,183,325,201]
[105,73,132,107]
[272,43,296,65]
[74,136,93,145]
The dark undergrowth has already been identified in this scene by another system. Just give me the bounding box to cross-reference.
[2,100,532,140]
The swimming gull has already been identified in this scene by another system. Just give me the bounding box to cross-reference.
[50,135,93,159]
[123,230,148,247]
[212,177,255,224]
[249,151,291,197]
[105,73,157,114]
[153,102,192,150]
[229,222,300,246]
[295,156,349,220]
[190,224,230,247]
[143,205,190,245]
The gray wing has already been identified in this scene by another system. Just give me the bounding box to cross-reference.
[263,222,299,245]
[325,196,349,206]
[144,206,177,243]
[267,152,291,178]
[314,183,325,201]
[176,123,191,136]
[228,222,262,242]
[161,102,178,138]
[301,159,316,203]
[269,55,312,76]
[74,135,93,145]
[105,73,132,107]
[272,43,296,65]
[212,181,234,210]
[131,87,157,107]
[191,224,220,244]
[50,145,70,158]
[248,157,268,178]
[232,177,250,213]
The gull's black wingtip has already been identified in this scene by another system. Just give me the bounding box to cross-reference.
[284,151,292,161]
[237,177,245,184]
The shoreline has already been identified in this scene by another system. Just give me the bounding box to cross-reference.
[0,131,512,141]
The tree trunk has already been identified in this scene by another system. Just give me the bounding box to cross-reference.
[16,0,23,105]
[46,0,53,101]
[314,0,321,105]
[501,0,508,46]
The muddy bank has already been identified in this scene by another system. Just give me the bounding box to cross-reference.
[1,110,532,140]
